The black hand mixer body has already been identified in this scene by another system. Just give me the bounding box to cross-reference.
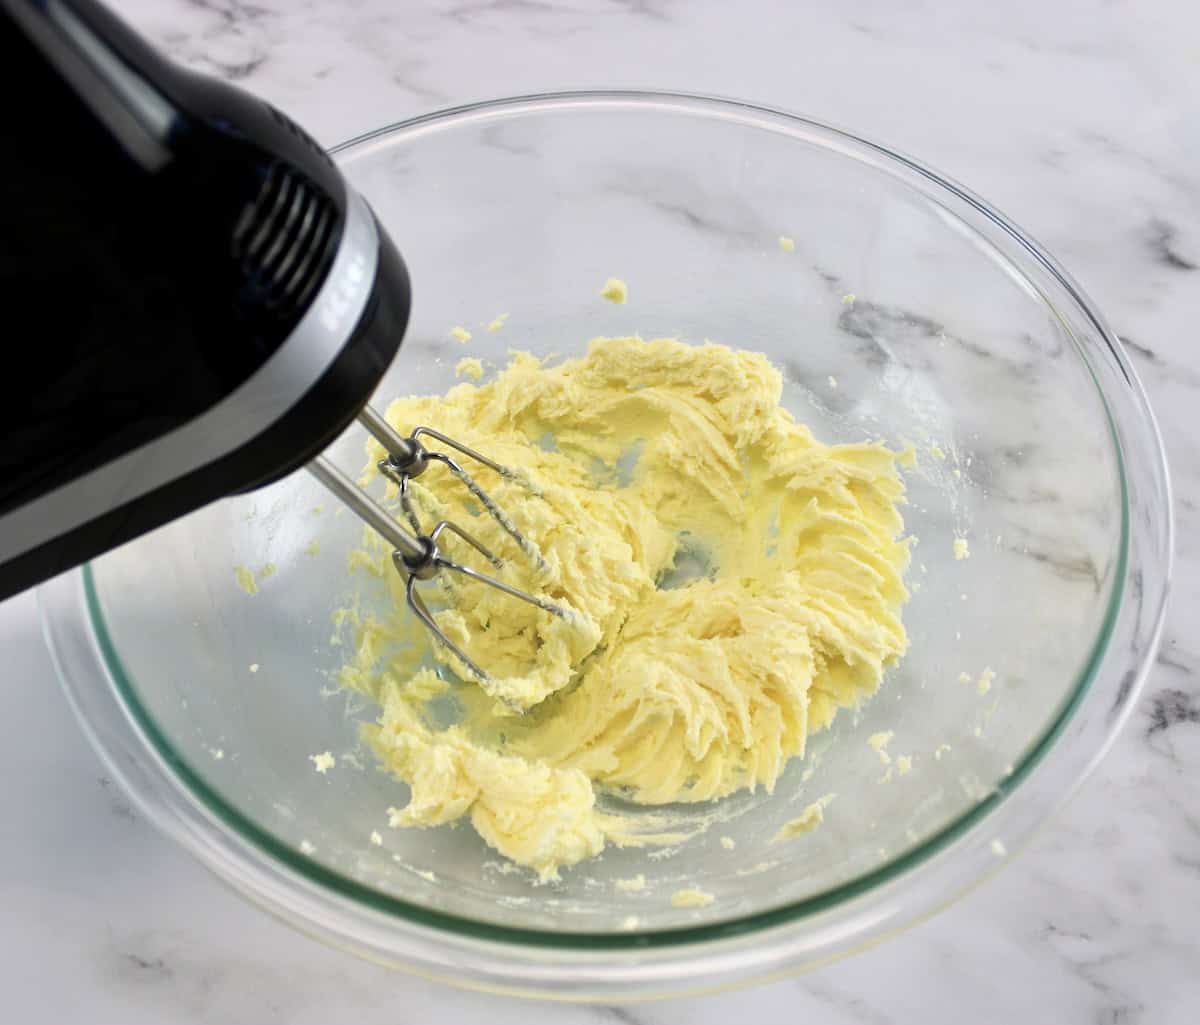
[0,0,412,600]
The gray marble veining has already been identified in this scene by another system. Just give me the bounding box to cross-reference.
[2,0,1198,1021]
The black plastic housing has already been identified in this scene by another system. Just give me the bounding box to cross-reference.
[0,0,412,599]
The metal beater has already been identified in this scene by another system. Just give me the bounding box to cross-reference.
[308,407,573,683]
[0,0,571,684]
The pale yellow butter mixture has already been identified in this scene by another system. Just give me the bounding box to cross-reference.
[338,336,910,880]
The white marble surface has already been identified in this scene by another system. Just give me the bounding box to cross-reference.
[4,0,1199,1020]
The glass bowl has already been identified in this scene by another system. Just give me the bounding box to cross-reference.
[41,92,1171,1000]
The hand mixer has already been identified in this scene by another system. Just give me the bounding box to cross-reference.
[0,0,570,680]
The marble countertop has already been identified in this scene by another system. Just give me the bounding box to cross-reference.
[4,0,1198,1020]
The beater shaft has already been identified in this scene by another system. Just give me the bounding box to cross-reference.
[307,456,426,565]
[306,407,574,685]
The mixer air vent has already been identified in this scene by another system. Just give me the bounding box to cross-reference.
[231,162,340,324]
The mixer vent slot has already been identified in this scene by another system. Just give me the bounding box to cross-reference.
[232,163,339,323]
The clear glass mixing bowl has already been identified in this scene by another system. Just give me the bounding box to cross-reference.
[41,92,1171,1000]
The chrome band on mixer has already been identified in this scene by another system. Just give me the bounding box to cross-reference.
[0,191,380,566]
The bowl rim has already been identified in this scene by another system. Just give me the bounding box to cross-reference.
[42,90,1173,992]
